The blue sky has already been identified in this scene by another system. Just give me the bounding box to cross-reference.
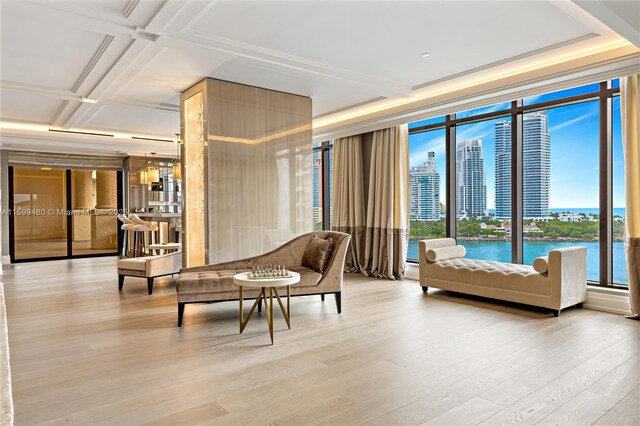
[409,82,625,210]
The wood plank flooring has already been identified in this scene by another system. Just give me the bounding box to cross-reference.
[2,257,639,425]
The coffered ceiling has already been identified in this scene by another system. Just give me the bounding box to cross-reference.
[0,0,638,154]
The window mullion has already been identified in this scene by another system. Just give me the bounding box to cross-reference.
[446,115,456,239]
[599,82,613,285]
[511,100,523,264]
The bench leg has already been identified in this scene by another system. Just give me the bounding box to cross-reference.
[178,303,185,327]
[258,298,262,313]
[335,292,341,314]
[552,309,560,317]
[422,286,428,293]
[118,274,125,291]
[321,294,325,302]
[147,277,154,295]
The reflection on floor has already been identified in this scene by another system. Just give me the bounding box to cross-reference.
[14,239,116,259]
[3,257,639,425]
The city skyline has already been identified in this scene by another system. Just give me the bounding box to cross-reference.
[408,84,625,210]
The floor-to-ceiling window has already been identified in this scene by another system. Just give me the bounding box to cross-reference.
[312,141,333,231]
[521,101,600,281]
[408,125,446,261]
[455,115,511,262]
[407,80,625,287]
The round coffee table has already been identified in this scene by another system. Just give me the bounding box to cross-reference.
[233,271,300,345]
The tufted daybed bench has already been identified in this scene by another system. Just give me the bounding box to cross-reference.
[418,238,587,316]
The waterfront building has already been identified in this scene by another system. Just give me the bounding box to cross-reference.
[494,112,551,220]
[410,151,441,221]
[456,139,486,218]
[312,149,323,224]
[495,121,511,220]
[523,112,551,218]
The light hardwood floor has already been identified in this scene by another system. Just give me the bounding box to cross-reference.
[3,257,639,425]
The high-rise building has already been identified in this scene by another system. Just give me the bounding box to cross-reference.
[495,120,511,220]
[523,112,550,218]
[494,112,550,220]
[410,152,440,221]
[312,150,323,224]
[456,139,486,218]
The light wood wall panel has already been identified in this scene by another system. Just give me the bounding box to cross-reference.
[181,79,312,266]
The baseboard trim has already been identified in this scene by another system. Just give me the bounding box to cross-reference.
[584,287,631,315]
[404,262,630,316]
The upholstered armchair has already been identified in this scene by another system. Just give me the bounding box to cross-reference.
[176,231,351,326]
[118,251,182,295]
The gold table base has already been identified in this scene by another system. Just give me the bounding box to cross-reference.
[239,285,291,344]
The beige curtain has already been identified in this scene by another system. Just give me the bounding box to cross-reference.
[331,135,366,272]
[621,74,640,320]
[363,126,410,279]
[332,125,410,279]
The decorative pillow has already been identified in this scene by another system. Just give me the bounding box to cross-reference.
[426,245,466,262]
[301,236,333,273]
[533,256,549,274]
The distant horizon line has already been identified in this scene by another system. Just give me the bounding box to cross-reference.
[433,205,625,209]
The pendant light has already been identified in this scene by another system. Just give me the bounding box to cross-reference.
[139,154,149,185]
[139,169,149,185]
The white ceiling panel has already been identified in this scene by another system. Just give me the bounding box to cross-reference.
[80,0,132,14]
[208,57,380,117]
[0,89,64,124]
[116,44,237,104]
[188,1,595,87]
[86,104,179,136]
[0,1,112,90]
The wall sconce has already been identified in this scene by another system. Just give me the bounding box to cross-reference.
[172,133,181,181]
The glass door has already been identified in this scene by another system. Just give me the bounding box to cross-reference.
[11,167,68,260]
[10,167,121,262]
[71,170,119,256]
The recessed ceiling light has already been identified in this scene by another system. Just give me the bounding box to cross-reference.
[81,98,98,104]
[421,52,431,58]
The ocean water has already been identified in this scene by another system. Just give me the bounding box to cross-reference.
[485,208,626,217]
[407,239,629,284]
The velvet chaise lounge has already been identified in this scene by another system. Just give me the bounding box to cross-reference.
[176,231,350,326]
